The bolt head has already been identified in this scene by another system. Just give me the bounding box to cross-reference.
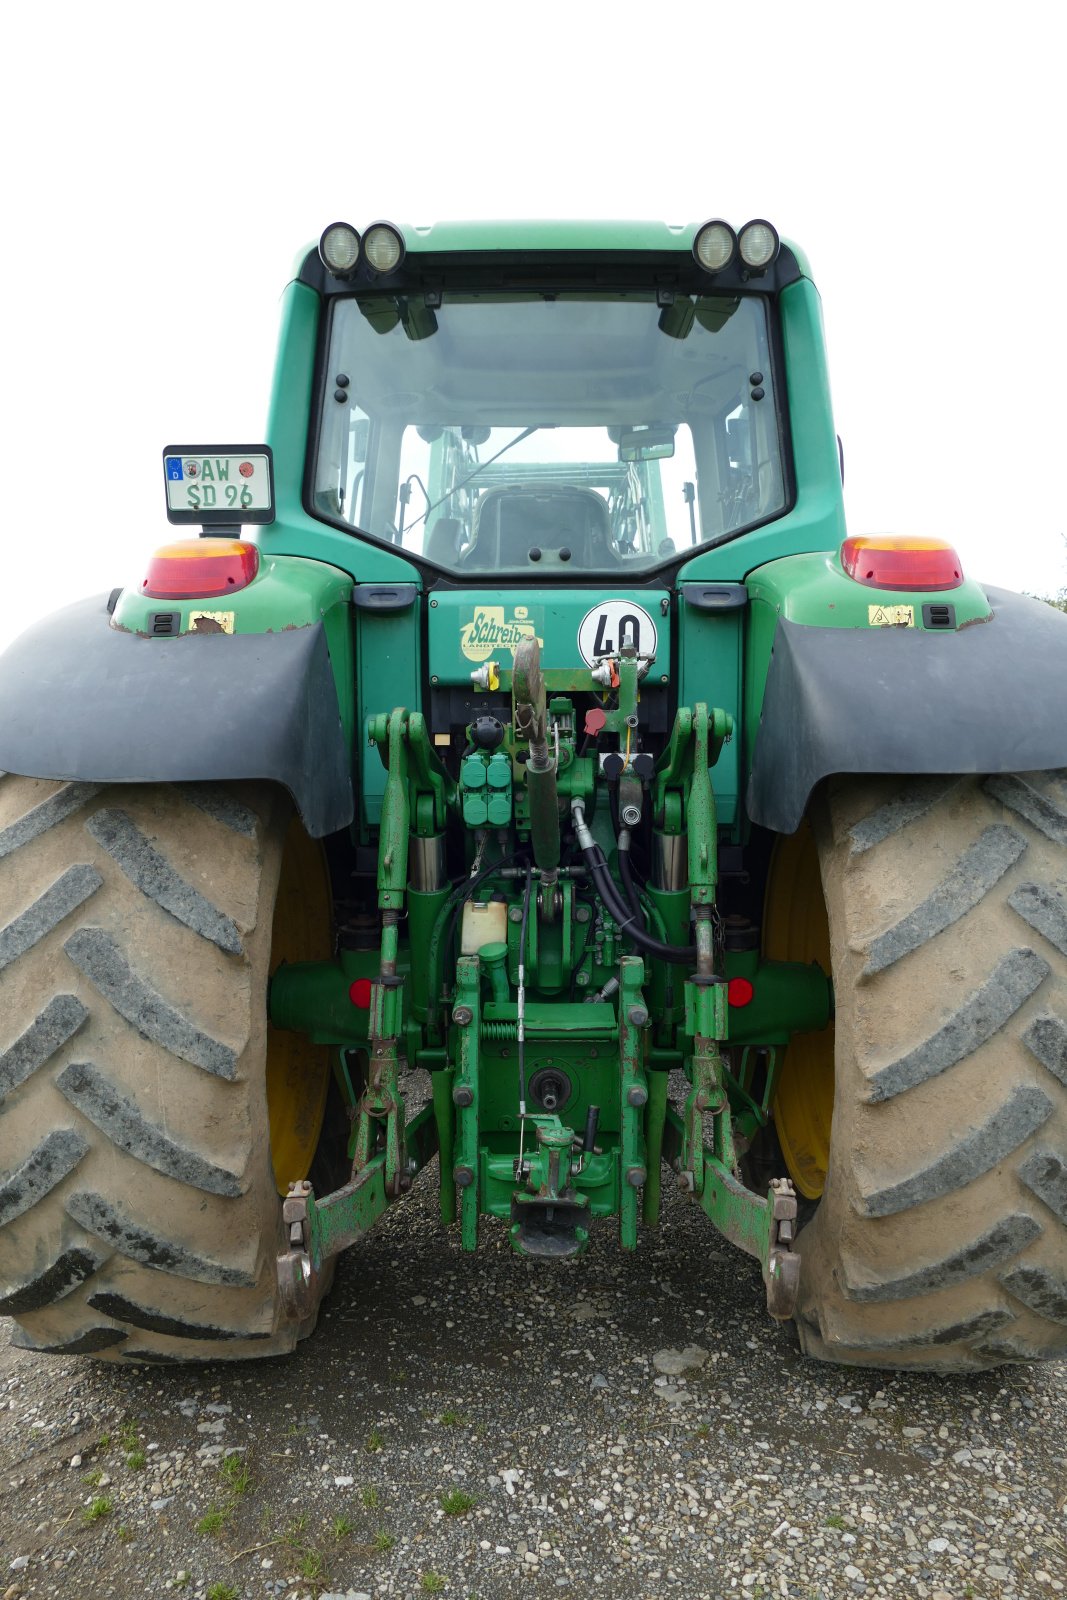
[627,1005,649,1027]
[453,1165,475,1188]
[452,1085,474,1107]
[452,1005,474,1027]
[627,1085,648,1107]
[575,905,591,923]
[508,906,523,923]
[626,1166,647,1188]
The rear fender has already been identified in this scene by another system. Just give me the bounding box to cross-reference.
[0,591,353,838]
[747,583,1067,835]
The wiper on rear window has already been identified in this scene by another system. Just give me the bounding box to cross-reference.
[403,427,541,536]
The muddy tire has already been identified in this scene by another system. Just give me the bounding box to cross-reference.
[0,776,337,1363]
[789,771,1067,1371]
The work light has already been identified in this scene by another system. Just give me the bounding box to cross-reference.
[738,220,780,271]
[693,220,736,272]
[319,222,362,277]
[363,222,405,275]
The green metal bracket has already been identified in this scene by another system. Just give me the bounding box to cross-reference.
[662,1107,800,1322]
[509,1113,591,1258]
[373,709,410,911]
[652,701,733,836]
[618,955,648,1250]
[275,1105,437,1322]
[368,708,454,856]
[453,955,482,1250]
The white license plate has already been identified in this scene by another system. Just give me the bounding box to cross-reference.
[163,449,273,522]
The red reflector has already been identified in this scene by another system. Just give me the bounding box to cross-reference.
[840,536,963,591]
[141,539,259,600]
[728,977,754,1007]
[349,978,373,1009]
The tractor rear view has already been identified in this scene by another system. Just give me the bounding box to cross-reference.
[1,217,1066,1370]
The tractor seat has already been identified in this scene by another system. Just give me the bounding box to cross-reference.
[463,486,612,569]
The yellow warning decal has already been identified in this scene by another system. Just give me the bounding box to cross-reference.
[868,604,915,628]
[189,610,236,634]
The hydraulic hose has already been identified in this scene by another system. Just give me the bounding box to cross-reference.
[572,802,696,968]
[616,828,644,920]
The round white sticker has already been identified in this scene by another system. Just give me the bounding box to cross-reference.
[577,601,658,667]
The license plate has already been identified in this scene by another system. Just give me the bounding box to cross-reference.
[163,445,274,525]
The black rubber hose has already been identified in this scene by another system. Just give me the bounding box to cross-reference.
[581,841,695,967]
[617,833,644,920]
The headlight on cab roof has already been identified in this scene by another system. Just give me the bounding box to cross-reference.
[319,222,362,277]
[693,220,737,272]
[362,222,405,275]
[738,220,780,272]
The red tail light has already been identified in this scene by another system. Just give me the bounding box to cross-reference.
[840,536,963,591]
[141,539,259,600]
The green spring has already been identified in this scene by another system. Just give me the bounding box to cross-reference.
[482,1021,518,1040]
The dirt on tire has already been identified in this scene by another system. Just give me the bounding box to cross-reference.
[794,770,1067,1370]
[0,776,327,1362]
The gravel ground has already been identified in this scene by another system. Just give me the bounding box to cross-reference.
[1,1080,1065,1600]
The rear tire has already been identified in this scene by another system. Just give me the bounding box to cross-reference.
[782,771,1067,1371]
[0,776,338,1362]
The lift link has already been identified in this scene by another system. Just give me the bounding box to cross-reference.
[276,1106,439,1322]
[661,698,801,1321]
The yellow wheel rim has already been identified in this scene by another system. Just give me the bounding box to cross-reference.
[763,821,835,1199]
[267,817,334,1195]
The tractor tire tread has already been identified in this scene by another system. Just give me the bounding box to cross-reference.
[793,770,1067,1370]
[0,774,320,1362]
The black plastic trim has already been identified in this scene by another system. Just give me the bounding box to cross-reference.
[351,583,418,612]
[682,583,749,613]
[0,597,352,838]
[747,588,1067,835]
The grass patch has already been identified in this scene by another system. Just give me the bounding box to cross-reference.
[82,1469,104,1488]
[440,1489,476,1516]
[438,1410,468,1427]
[333,1513,355,1539]
[116,1525,133,1544]
[374,1530,396,1552]
[824,1514,846,1530]
[207,1585,239,1600]
[361,1486,379,1511]
[420,1574,446,1594]
[116,1420,139,1450]
[82,1496,113,1524]
[96,1433,111,1450]
[365,1429,384,1452]
[197,1507,227,1536]
[299,1549,326,1581]
[283,1513,309,1547]
[220,1452,252,1495]
[126,1449,147,1470]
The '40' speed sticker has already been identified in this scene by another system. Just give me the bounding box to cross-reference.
[577,600,658,667]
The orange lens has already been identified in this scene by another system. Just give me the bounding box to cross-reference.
[141,539,259,600]
[840,536,964,591]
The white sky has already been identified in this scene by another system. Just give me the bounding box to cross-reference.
[2,1,1063,652]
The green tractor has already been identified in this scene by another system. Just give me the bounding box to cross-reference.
[2,218,1065,1370]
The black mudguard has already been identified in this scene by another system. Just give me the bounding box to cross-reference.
[0,595,353,837]
[748,586,1067,835]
